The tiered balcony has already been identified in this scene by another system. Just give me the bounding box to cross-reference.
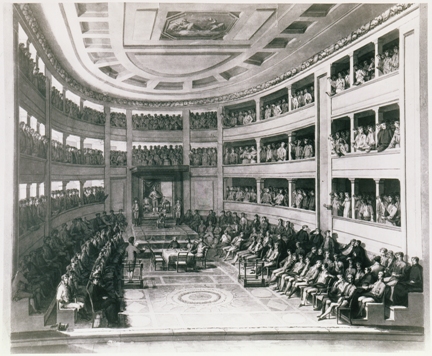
[223,158,315,179]
[332,216,403,255]
[223,104,315,141]
[51,106,105,140]
[332,149,401,179]
[51,162,104,181]
[332,71,399,117]
[223,201,316,229]
[18,70,46,120]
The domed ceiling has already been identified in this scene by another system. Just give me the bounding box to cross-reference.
[31,2,394,101]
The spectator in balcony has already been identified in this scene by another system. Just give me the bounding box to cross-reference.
[376,121,394,152]
[303,88,313,105]
[110,112,126,128]
[383,193,398,225]
[353,126,372,153]
[382,49,393,75]
[359,198,375,222]
[342,192,352,218]
[303,138,314,159]
[388,121,400,149]
[297,90,305,108]
[354,64,366,85]
[293,139,304,160]
[291,92,299,110]
[276,142,287,161]
[391,46,399,71]
[344,70,351,89]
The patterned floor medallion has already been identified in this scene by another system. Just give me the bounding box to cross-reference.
[168,288,233,307]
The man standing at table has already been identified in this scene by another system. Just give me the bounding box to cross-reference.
[149,187,161,215]
[125,236,144,283]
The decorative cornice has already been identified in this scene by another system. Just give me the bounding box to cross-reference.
[17,3,413,109]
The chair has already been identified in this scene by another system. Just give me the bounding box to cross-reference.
[195,247,209,269]
[175,251,190,272]
[149,247,165,271]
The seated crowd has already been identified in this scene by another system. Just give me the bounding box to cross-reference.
[261,99,289,120]
[288,87,315,112]
[181,210,422,321]
[110,150,127,166]
[189,147,217,167]
[19,196,47,235]
[327,191,401,227]
[13,213,128,328]
[190,112,217,130]
[352,121,400,154]
[132,145,183,166]
[222,108,256,127]
[50,186,107,216]
[51,141,104,165]
[110,112,127,128]
[225,186,316,211]
[50,88,106,125]
[329,130,351,157]
[132,113,183,131]
[19,122,48,159]
[328,46,399,96]
[18,43,47,96]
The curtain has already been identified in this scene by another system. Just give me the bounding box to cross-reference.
[143,180,162,199]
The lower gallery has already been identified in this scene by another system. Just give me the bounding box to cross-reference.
[3,2,430,354]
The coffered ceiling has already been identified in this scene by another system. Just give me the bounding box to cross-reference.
[31,2,394,101]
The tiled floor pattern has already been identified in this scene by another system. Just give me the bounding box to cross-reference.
[116,258,350,331]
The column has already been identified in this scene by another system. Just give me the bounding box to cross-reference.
[182,109,191,211]
[349,53,355,86]
[63,134,69,147]
[80,98,84,113]
[125,109,133,227]
[374,178,384,222]
[80,136,85,163]
[349,114,354,152]
[44,70,52,235]
[255,137,261,163]
[374,107,382,146]
[287,85,292,112]
[254,98,261,122]
[62,88,66,112]
[62,181,68,191]
[256,178,264,204]
[349,178,357,219]
[288,179,296,207]
[26,184,31,199]
[374,38,383,78]
[79,180,85,206]
[287,132,295,160]
[216,106,224,212]
[104,105,111,212]
[36,122,40,134]
[36,183,40,198]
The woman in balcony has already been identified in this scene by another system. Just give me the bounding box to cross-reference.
[384,195,399,226]
[303,138,314,159]
[342,192,352,218]
[382,49,393,74]
[353,126,372,153]
[366,125,376,150]
[391,46,399,71]
[359,198,375,222]
[277,142,287,161]
[388,121,400,149]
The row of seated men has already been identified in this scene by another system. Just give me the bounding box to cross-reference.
[132,145,183,166]
[327,191,401,227]
[110,112,127,128]
[50,88,106,125]
[223,139,314,165]
[12,211,127,323]
[132,113,183,131]
[19,196,47,235]
[329,120,400,157]
[189,147,218,166]
[18,42,46,96]
[225,186,315,210]
[190,112,218,130]
[50,186,108,216]
[19,122,48,159]
[181,210,422,321]
[51,141,104,165]
[110,150,127,166]
[328,46,399,96]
